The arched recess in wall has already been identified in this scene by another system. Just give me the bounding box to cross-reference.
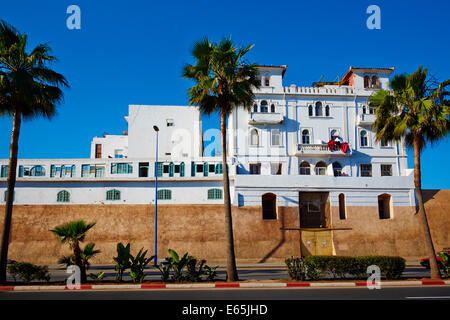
[262,193,277,220]
[299,161,311,175]
[378,193,392,219]
[250,128,259,146]
[338,193,346,220]
[315,161,327,175]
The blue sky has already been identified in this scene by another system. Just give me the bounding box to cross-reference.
[0,0,449,189]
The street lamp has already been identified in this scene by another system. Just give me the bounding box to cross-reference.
[153,125,159,267]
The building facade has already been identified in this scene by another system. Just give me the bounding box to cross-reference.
[0,66,447,264]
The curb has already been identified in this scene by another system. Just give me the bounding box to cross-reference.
[1,280,449,291]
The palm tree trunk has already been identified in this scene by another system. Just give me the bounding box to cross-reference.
[413,137,440,279]
[220,110,238,281]
[0,109,22,284]
[74,243,86,283]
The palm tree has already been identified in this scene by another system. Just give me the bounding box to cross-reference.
[369,66,449,279]
[58,242,101,271]
[0,20,69,284]
[183,37,260,281]
[51,220,96,283]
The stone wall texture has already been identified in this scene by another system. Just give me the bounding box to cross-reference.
[0,189,448,264]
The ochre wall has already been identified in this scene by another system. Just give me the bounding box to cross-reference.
[330,190,449,261]
[0,204,300,265]
[0,189,448,264]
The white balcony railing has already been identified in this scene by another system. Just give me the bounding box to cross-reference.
[295,144,352,157]
[357,113,376,126]
[248,112,283,125]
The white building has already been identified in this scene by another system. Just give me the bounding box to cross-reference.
[0,65,415,224]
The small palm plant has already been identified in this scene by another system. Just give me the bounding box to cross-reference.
[51,220,96,283]
[113,242,132,282]
[58,243,101,271]
[129,248,154,283]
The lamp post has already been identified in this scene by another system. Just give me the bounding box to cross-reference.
[153,125,159,267]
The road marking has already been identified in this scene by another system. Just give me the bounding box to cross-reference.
[406,296,450,299]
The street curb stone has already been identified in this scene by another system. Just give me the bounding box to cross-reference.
[1,280,449,291]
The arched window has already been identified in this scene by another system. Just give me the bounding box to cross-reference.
[180,162,185,177]
[157,189,172,200]
[270,104,275,113]
[31,165,45,176]
[371,76,380,89]
[253,104,258,112]
[315,161,327,175]
[339,193,346,220]
[332,162,342,177]
[262,193,277,220]
[360,130,368,147]
[260,100,268,113]
[315,102,323,116]
[364,76,371,88]
[325,105,330,117]
[308,105,313,116]
[271,129,281,146]
[299,161,311,175]
[106,189,121,201]
[302,129,310,144]
[378,194,392,219]
[362,106,367,114]
[250,129,259,146]
[207,188,223,200]
[57,190,70,203]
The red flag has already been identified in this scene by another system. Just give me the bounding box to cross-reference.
[340,142,349,153]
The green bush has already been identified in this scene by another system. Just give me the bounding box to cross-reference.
[438,252,449,278]
[186,257,206,282]
[129,248,154,283]
[285,255,405,281]
[113,242,132,282]
[7,262,51,284]
[204,265,219,282]
[285,257,307,281]
[156,249,217,282]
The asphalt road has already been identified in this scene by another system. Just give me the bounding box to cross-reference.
[1,286,449,300]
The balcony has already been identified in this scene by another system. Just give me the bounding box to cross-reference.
[295,144,352,157]
[248,112,283,125]
[357,113,376,126]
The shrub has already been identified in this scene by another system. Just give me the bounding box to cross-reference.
[204,265,219,282]
[113,242,132,282]
[285,257,307,281]
[129,248,154,283]
[186,257,206,282]
[285,255,406,281]
[7,262,51,284]
[156,261,171,282]
[156,249,216,282]
[438,252,449,278]
[167,249,190,282]
[88,271,105,282]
